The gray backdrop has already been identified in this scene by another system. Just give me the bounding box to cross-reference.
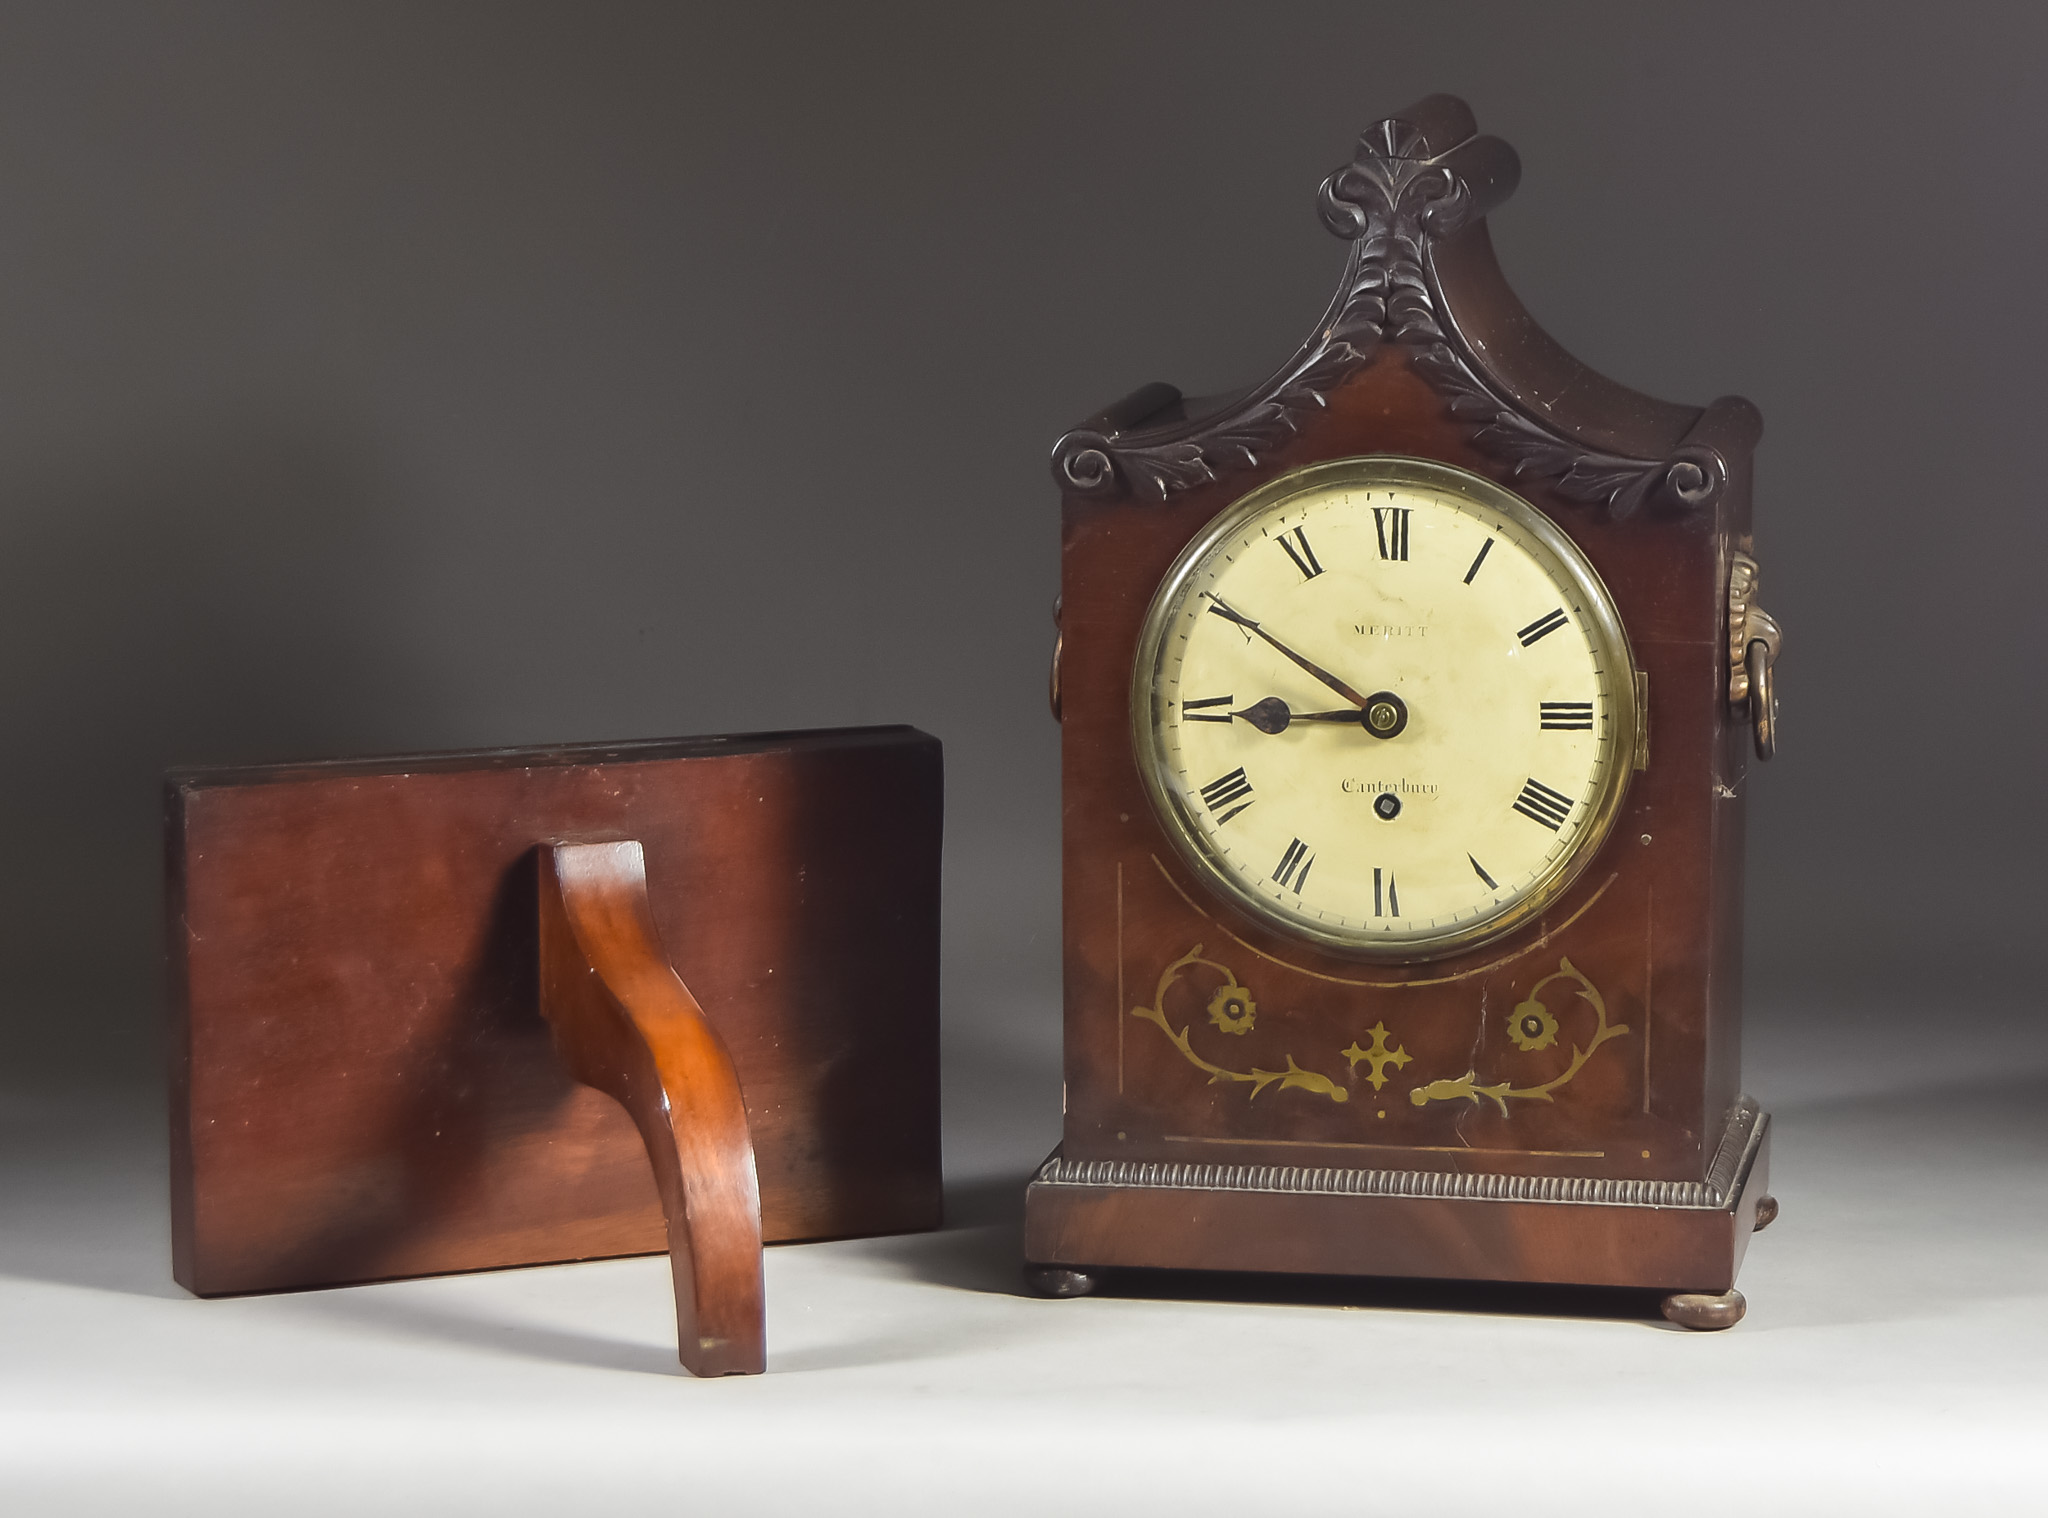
[2,2,2041,1095]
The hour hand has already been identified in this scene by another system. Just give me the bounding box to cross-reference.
[1231,698,1366,733]
[1231,697,1406,738]
[1204,595,1369,708]
[1231,697,1294,734]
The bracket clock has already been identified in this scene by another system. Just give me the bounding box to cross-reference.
[1024,95,1784,1329]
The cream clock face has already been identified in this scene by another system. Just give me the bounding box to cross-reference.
[1133,456,1639,959]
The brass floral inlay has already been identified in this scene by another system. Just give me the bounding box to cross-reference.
[1130,947,1347,1103]
[1408,958,1628,1115]
[1132,949,1628,1119]
[1507,1000,1559,1052]
[1205,984,1257,1036]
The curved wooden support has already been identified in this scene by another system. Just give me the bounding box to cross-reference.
[538,841,765,1376]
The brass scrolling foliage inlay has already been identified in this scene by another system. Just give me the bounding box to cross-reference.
[1130,946,1348,1104]
[1408,957,1628,1114]
[1132,948,1629,1118]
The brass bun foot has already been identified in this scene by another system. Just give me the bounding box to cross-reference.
[1024,1264,1101,1299]
[1661,1288,1747,1331]
[1753,1195,1779,1231]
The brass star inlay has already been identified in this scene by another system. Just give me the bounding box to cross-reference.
[1341,1022,1412,1092]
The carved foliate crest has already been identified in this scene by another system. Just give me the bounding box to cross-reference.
[1314,115,1480,347]
[1052,102,1728,517]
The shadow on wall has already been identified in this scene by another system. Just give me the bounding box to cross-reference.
[0,421,447,1074]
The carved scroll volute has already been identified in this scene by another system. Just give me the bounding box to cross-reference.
[538,841,766,1377]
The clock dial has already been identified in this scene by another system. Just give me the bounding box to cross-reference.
[1132,456,1638,959]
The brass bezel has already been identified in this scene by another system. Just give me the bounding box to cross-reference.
[1130,455,1640,962]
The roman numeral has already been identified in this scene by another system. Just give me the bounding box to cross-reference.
[1469,854,1498,890]
[1518,608,1570,646]
[1540,701,1595,730]
[1275,526,1324,580]
[1197,767,1254,824]
[1463,537,1494,584]
[1373,506,1410,561]
[1513,777,1575,831]
[1373,867,1399,917]
[1182,695,1234,724]
[1273,837,1314,893]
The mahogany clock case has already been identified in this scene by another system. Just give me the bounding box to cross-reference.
[167,725,942,1298]
[1029,96,1771,1296]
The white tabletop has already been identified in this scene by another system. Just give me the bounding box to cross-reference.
[3,989,2043,1517]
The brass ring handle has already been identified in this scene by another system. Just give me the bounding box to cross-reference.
[1726,554,1779,761]
[1745,637,1776,761]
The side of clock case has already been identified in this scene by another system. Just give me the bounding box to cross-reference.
[1047,96,1762,1198]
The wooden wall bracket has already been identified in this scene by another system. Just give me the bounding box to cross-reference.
[539,841,765,1376]
[168,726,942,1375]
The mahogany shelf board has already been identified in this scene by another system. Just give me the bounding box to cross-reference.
[165,725,942,1298]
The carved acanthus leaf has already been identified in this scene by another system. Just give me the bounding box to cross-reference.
[1408,345,1724,519]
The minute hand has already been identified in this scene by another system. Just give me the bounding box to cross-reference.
[1204,596,1369,707]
